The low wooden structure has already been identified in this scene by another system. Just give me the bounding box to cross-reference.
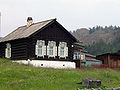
[73,42,85,68]
[73,43,102,68]
[85,54,102,67]
[82,78,101,88]
[96,51,120,68]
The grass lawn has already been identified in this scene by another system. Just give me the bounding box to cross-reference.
[0,58,120,90]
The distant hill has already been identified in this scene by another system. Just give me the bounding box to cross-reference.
[71,26,120,55]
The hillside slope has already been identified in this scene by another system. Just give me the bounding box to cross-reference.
[0,58,120,90]
[73,28,120,45]
[72,26,120,55]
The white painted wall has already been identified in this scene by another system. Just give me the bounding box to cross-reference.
[13,60,76,69]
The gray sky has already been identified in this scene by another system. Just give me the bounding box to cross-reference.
[0,0,120,37]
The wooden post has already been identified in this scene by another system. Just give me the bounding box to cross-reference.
[117,60,120,68]
[108,55,110,68]
[118,60,120,69]
[80,49,81,69]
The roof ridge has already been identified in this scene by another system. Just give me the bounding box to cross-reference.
[33,18,56,25]
[16,18,56,29]
[0,18,56,42]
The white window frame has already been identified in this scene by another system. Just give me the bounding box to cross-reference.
[58,42,68,58]
[47,41,57,58]
[5,43,11,58]
[35,40,46,57]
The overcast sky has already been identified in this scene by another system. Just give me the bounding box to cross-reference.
[0,0,120,37]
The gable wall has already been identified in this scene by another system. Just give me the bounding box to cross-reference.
[28,21,76,60]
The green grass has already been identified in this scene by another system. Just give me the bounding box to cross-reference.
[0,58,120,90]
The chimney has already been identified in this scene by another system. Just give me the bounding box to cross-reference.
[27,17,33,27]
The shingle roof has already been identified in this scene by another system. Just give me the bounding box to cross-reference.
[0,19,55,42]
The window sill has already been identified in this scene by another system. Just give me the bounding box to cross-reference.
[37,55,44,57]
[48,55,55,58]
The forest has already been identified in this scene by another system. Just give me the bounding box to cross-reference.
[71,25,120,55]
[87,25,120,55]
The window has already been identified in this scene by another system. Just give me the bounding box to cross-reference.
[38,45,42,55]
[47,41,57,58]
[58,42,68,58]
[5,43,11,58]
[49,46,53,55]
[114,60,117,67]
[73,52,85,60]
[73,52,80,60]
[81,53,85,60]
[73,52,77,60]
[60,47,64,56]
[36,40,46,57]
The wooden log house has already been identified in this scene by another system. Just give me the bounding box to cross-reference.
[0,17,82,69]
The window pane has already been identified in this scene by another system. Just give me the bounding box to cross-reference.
[73,52,80,60]
[114,60,117,67]
[49,46,53,55]
[60,47,64,56]
[38,45,42,48]
[6,43,11,58]
[73,52,77,59]
[38,45,42,55]
[7,48,10,56]
[81,54,84,60]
